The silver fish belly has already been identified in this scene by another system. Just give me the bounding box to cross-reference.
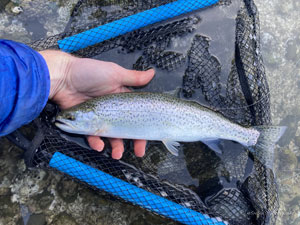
[55,92,261,155]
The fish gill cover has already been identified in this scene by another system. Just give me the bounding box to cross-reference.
[8,0,278,224]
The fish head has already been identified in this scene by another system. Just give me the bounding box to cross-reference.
[55,110,98,135]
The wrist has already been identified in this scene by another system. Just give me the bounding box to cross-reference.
[39,50,74,99]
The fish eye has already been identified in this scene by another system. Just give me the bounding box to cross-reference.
[65,113,75,121]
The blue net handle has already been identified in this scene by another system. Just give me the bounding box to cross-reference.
[58,0,219,52]
[50,152,227,225]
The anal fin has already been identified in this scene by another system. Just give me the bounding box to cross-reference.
[162,140,180,156]
[163,87,181,98]
[202,139,223,154]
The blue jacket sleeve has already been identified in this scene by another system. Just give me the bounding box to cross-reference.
[0,40,50,136]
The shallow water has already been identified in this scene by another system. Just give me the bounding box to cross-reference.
[254,0,300,224]
[0,0,299,224]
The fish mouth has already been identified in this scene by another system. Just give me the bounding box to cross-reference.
[55,118,77,133]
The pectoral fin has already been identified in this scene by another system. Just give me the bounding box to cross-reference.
[202,139,223,154]
[94,123,110,136]
[163,87,181,98]
[162,140,180,156]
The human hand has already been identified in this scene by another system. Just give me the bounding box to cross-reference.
[39,50,155,159]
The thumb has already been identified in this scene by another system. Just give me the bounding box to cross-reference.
[120,68,155,87]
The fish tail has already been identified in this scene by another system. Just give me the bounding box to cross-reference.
[254,126,286,152]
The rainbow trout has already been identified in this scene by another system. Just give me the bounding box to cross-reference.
[55,92,285,155]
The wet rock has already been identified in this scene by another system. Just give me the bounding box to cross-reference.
[288,204,300,223]
[280,192,293,204]
[10,169,49,203]
[278,115,300,147]
[183,142,225,199]
[27,213,46,225]
[277,0,294,15]
[11,6,23,14]
[292,218,300,225]
[32,190,54,210]
[279,148,298,171]
[0,0,78,41]
[289,195,300,206]
[0,0,10,10]
[184,142,221,182]
[4,1,22,15]
[294,135,300,147]
[130,214,178,225]
[0,139,25,183]
[263,50,282,66]
[0,186,11,196]
[261,32,276,52]
[11,0,21,4]
[50,212,78,225]
[285,40,298,61]
[56,178,78,203]
[0,195,21,224]
[79,186,113,206]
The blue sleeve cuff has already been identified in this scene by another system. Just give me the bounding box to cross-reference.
[0,40,50,136]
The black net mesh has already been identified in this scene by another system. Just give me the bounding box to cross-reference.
[7,0,279,224]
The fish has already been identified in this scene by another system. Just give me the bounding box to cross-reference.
[55,92,286,156]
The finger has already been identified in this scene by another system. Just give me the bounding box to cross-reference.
[87,136,105,152]
[134,140,147,157]
[120,68,155,87]
[109,138,124,160]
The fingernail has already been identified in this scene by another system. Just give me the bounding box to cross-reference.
[147,68,155,73]
[112,150,123,160]
[136,152,145,157]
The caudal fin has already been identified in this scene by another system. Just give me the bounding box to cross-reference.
[254,126,286,152]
